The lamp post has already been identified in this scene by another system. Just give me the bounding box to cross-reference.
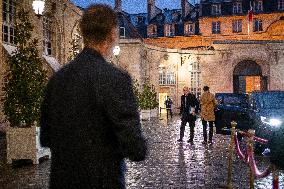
[32,0,45,17]
[113,45,120,65]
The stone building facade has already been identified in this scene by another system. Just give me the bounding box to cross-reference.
[0,0,82,131]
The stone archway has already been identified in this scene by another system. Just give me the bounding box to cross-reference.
[233,60,267,93]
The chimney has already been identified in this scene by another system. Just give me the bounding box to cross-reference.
[147,0,156,21]
[181,0,186,18]
[114,0,122,12]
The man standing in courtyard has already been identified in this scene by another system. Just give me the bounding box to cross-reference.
[200,86,217,145]
[40,4,147,189]
[177,86,199,144]
[165,96,173,119]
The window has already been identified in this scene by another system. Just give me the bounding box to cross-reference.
[232,20,242,33]
[211,4,221,15]
[137,16,144,24]
[253,19,263,32]
[253,0,263,12]
[185,23,194,35]
[233,2,242,14]
[278,0,284,10]
[2,0,16,44]
[159,71,176,85]
[119,27,125,38]
[165,24,175,37]
[190,62,201,97]
[43,16,52,56]
[147,25,157,38]
[212,21,221,34]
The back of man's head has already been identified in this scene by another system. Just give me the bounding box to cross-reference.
[80,4,118,46]
[203,86,209,92]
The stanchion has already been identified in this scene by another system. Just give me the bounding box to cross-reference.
[247,129,255,189]
[227,121,237,189]
[272,164,279,189]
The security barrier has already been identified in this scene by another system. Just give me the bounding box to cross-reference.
[226,121,279,189]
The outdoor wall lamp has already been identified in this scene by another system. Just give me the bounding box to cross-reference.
[181,54,190,66]
[32,0,45,18]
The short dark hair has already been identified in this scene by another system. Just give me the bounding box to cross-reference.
[80,4,118,46]
[203,86,209,91]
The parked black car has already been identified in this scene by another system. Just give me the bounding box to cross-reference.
[215,93,251,134]
[249,91,284,168]
[215,91,284,168]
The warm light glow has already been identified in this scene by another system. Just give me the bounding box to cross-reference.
[113,46,120,56]
[32,0,45,15]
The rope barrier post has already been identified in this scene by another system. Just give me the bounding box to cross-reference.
[247,129,255,189]
[272,164,279,189]
[227,121,237,189]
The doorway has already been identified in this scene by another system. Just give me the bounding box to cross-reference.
[233,60,267,93]
[159,93,168,114]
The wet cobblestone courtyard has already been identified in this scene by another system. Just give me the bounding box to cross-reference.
[0,116,283,188]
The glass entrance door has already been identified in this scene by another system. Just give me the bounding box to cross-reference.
[159,93,168,114]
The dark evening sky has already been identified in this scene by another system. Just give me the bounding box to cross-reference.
[70,0,199,14]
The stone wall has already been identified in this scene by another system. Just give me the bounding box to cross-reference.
[0,0,82,131]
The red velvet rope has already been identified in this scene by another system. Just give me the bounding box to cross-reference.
[233,131,271,178]
[246,144,271,178]
[238,131,268,144]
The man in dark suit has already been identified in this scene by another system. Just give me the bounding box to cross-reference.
[40,4,147,189]
[164,96,173,119]
[177,86,199,144]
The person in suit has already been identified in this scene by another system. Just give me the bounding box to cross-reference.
[164,96,173,119]
[200,86,217,145]
[177,86,199,144]
[40,4,147,189]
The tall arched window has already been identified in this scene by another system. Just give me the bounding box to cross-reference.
[2,0,16,44]
[43,16,52,55]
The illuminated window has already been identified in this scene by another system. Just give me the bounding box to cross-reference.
[159,71,176,85]
[2,0,16,44]
[211,4,221,15]
[190,62,201,97]
[253,0,263,12]
[212,21,221,34]
[253,19,263,32]
[43,16,52,56]
[165,24,175,37]
[232,20,242,33]
[233,2,242,14]
[185,23,194,35]
[278,0,284,10]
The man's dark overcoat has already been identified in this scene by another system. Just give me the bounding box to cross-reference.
[180,93,199,122]
[40,48,147,189]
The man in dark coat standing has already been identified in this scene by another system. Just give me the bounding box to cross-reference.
[177,86,199,144]
[40,4,147,189]
[164,96,173,119]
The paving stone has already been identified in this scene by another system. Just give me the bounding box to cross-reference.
[0,115,283,188]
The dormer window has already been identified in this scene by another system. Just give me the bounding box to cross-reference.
[137,16,144,24]
[185,23,194,35]
[233,2,242,14]
[165,24,175,37]
[119,27,125,38]
[278,0,284,10]
[212,4,221,15]
[253,0,263,12]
